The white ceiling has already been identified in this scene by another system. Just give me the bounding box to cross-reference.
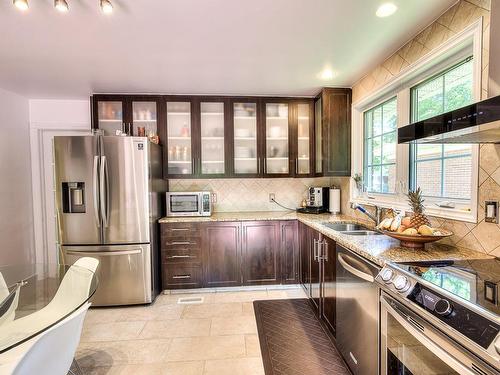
[0,0,457,99]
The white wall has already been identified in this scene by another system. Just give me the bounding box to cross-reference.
[29,99,91,264]
[0,88,34,266]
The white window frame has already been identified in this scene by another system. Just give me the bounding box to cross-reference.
[351,18,483,223]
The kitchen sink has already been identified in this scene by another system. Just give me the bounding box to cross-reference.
[341,230,382,236]
[321,223,369,231]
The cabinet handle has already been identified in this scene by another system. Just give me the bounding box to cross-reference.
[168,255,192,259]
[169,241,192,245]
[295,158,298,175]
[171,228,190,232]
[313,239,318,261]
[258,158,261,174]
[323,240,328,261]
[172,274,191,279]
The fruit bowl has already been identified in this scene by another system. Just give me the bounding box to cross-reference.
[379,229,453,248]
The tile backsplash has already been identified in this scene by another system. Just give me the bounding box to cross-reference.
[169,177,349,213]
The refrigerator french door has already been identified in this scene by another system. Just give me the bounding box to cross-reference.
[54,135,163,306]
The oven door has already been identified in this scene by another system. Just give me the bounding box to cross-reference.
[167,193,201,217]
[380,292,496,375]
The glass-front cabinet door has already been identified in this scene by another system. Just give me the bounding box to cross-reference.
[95,99,125,136]
[265,103,290,175]
[166,101,193,175]
[233,102,258,175]
[296,103,312,175]
[200,102,225,175]
[315,97,323,174]
[132,100,157,138]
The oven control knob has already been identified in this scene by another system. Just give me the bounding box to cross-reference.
[381,269,394,283]
[434,299,453,317]
[393,275,410,292]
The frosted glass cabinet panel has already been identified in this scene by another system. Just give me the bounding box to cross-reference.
[167,102,192,175]
[132,101,157,136]
[233,102,258,175]
[97,101,123,136]
[315,98,323,174]
[297,103,311,174]
[201,102,225,175]
[265,103,289,174]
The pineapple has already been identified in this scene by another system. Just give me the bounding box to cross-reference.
[407,188,431,229]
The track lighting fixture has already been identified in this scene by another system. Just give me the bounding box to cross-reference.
[100,0,113,14]
[55,0,69,12]
[13,0,29,11]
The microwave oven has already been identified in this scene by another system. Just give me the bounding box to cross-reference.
[166,191,212,217]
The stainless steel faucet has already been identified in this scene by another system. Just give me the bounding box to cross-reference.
[351,203,383,225]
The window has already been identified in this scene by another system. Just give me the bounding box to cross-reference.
[363,97,397,194]
[410,58,474,201]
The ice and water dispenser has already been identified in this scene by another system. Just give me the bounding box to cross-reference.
[61,182,86,213]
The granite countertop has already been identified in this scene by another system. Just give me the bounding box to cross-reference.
[159,211,493,267]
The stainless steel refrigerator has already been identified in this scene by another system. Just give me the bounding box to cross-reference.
[54,135,165,306]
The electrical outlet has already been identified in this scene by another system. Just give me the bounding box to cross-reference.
[269,193,275,202]
[211,193,217,204]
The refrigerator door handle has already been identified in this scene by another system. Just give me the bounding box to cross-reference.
[100,156,110,228]
[66,249,141,256]
[93,156,101,227]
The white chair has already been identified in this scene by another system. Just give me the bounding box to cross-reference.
[0,302,91,375]
[0,257,99,375]
[0,274,20,326]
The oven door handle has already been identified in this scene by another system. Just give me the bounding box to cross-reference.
[337,253,374,282]
[381,295,478,375]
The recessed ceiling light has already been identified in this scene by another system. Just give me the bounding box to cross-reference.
[55,0,69,12]
[321,69,334,80]
[376,3,397,18]
[100,0,113,14]
[13,0,29,11]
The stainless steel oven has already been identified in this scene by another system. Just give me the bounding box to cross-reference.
[380,292,497,375]
[166,191,212,217]
[377,260,500,375]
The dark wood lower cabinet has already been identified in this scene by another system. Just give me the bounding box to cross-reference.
[203,222,241,287]
[299,224,337,335]
[320,235,337,334]
[310,228,321,312]
[280,220,299,284]
[161,220,300,289]
[242,221,280,285]
[299,221,311,296]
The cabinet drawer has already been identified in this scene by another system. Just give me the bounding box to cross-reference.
[162,248,202,264]
[162,264,203,289]
[161,223,201,238]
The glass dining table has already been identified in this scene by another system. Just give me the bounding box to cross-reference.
[0,263,98,354]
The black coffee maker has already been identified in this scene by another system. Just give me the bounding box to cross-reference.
[297,187,330,214]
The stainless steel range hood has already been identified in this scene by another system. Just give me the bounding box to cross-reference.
[399,1,500,144]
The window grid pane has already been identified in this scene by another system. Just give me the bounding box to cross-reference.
[410,58,473,201]
[363,97,397,194]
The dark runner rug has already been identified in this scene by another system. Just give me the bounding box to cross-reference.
[253,299,351,375]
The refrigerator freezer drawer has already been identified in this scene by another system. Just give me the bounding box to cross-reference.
[62,244,152,306]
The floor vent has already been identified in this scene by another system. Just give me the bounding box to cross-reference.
[177,296,204,304]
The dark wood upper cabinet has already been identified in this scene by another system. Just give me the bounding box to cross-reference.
[91,91,348,179]
[241,221,280,285]
[317,88,352,176]
[230,98,261,177]
[280,220,299,284]
[203,222,241,287]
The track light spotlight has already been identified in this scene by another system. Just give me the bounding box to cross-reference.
[100,0,113,14]
[55,0,69,12]
[13,0,29,11]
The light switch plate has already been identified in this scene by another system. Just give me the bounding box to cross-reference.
[485,201,499,223]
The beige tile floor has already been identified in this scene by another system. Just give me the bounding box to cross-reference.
[77,287,307,375]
